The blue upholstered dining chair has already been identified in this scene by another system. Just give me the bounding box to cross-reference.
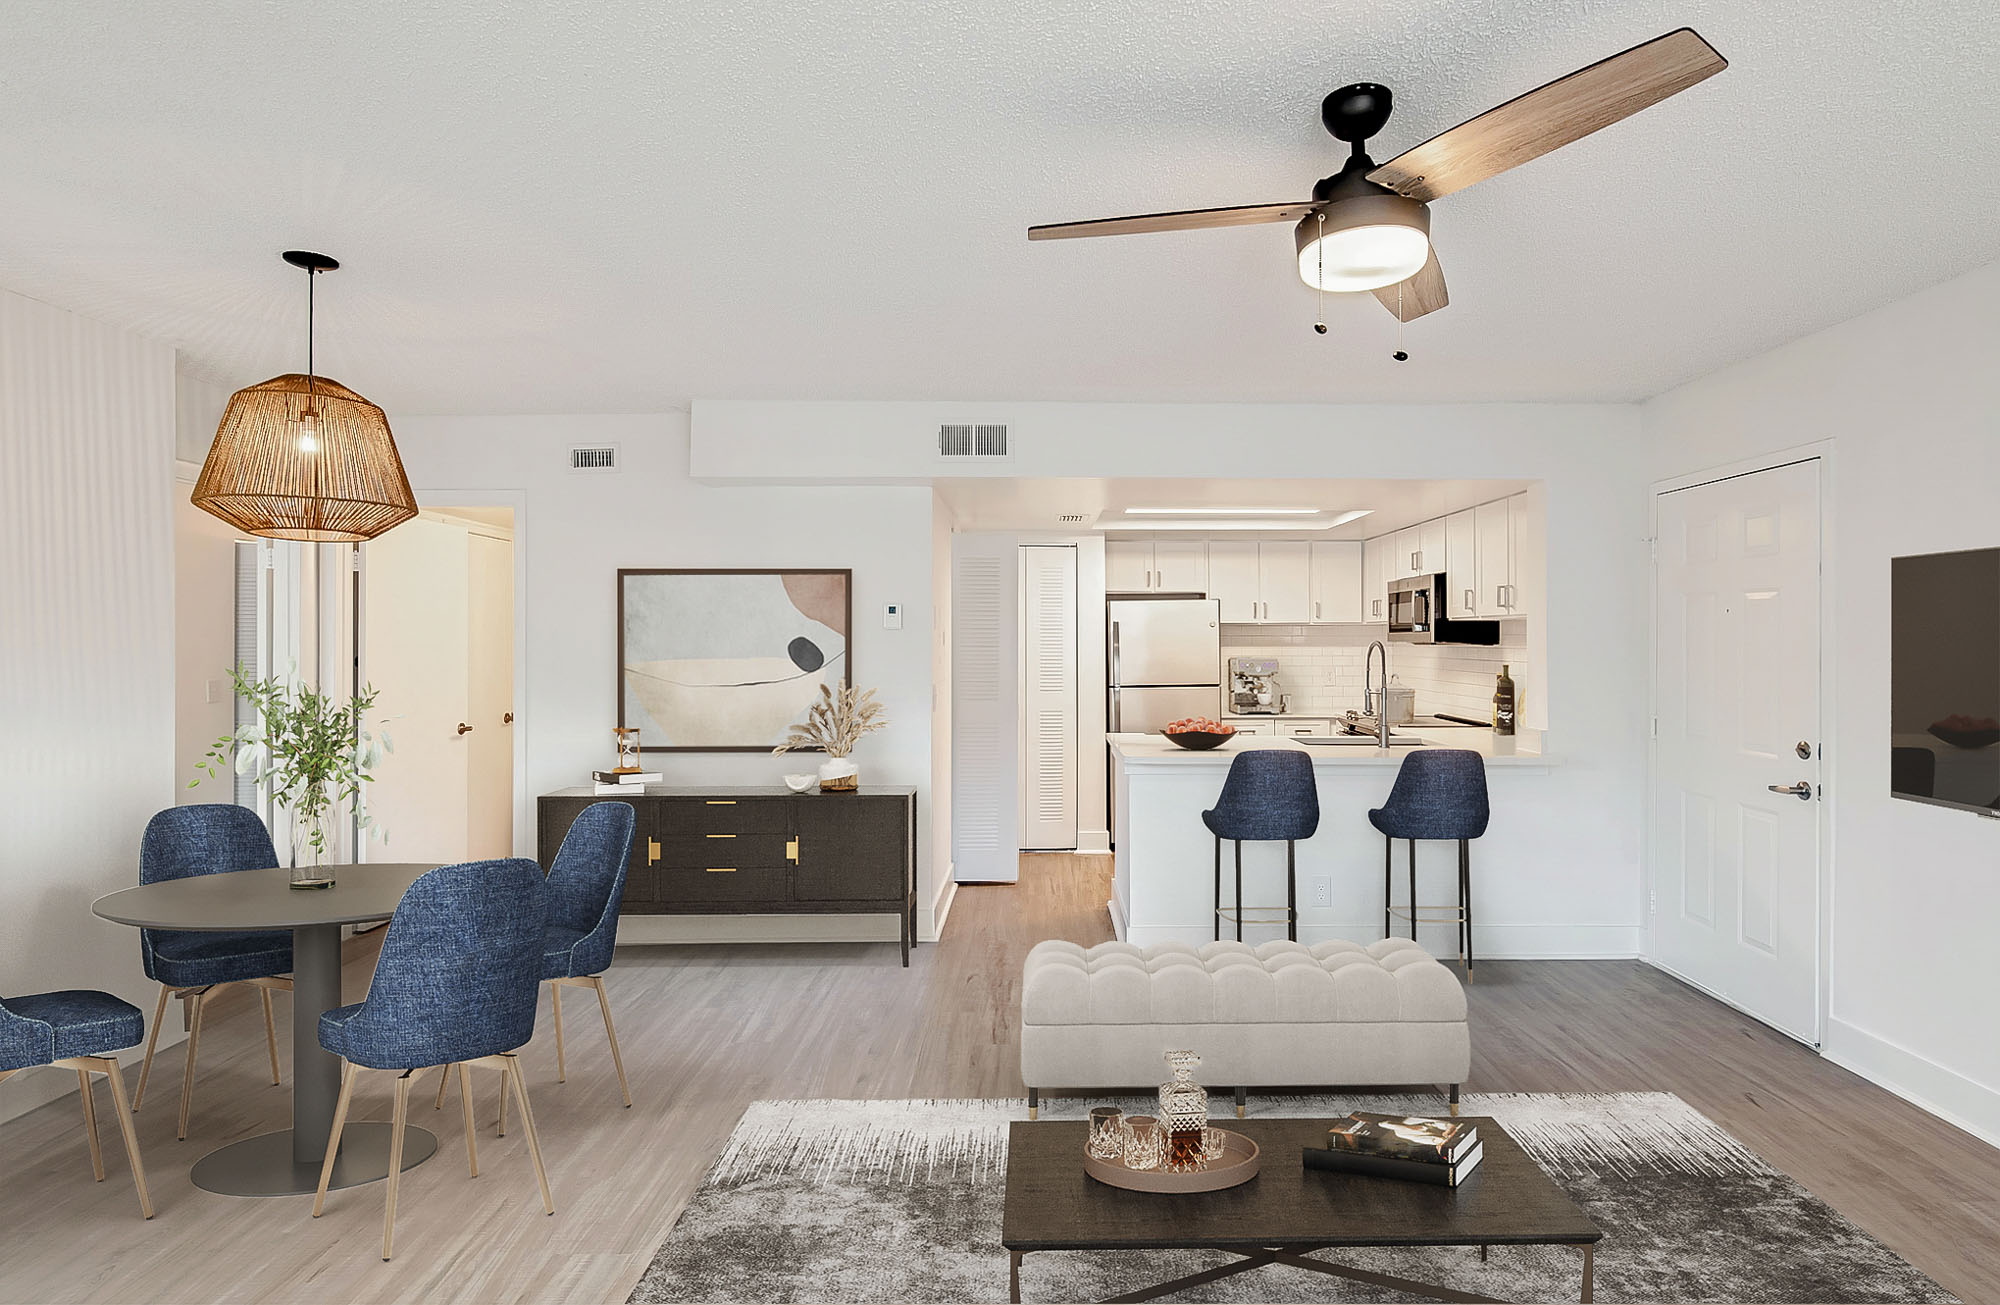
[1,990,154,1217]
[1203,749,1321,942]
[540,801,637,1105]
[134,804,294,1139]
[312,858,553,1261]
[1370,749,1490,976]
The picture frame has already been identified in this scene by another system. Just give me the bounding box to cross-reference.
[615,568,852,753]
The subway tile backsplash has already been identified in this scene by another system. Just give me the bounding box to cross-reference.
[1220,623,1528,724]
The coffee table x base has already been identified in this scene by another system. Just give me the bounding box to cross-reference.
[1007,1241,1594,1304]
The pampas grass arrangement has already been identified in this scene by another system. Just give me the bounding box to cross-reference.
[774,683,886,759]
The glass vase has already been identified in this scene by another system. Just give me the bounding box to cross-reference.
[289,807,335,890]
[1159,1050,1209,1172]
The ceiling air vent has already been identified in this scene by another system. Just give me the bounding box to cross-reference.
[938,423,1010,460]
[1057,513,1091,525]
[569,445,619,472]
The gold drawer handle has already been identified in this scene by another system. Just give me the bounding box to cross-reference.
[704,800,736,806]
[705,833,736,839]
[786,838,799,864]
[647,838,661,866]
[705,867,737,874]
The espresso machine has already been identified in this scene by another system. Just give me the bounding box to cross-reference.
[1227,658,1286,715]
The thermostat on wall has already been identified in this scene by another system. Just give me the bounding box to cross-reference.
[883,603,903,630]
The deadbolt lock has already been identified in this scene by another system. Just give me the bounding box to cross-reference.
[1795,741,1812,760]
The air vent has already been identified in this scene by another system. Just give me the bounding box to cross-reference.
[569,445,619,472]
[938,423,1010,459]
[1057,513,1091,525]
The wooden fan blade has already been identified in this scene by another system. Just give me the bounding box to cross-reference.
[1028,202,1315,241]
[1367,28,1725,203]
[1372,248,1448,321]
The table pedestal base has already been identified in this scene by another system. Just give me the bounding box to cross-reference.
[189,1124,438,1197]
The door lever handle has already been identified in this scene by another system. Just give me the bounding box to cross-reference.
[1767,782,1813,800]
[456,723,473,735]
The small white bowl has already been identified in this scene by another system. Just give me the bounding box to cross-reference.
[783,773,817,793]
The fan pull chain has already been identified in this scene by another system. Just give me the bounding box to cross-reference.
[1312,212,1328,335]
[1392,281,1409,361]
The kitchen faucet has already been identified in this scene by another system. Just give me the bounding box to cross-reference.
[1364,639,1391,751]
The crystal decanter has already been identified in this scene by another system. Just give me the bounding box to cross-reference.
[1158,1050,1209,1172]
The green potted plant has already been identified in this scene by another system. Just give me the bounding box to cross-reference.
[190,667,390,887]
[773,683,885,791]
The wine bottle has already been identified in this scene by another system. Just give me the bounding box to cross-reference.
[1493,664,1516,736]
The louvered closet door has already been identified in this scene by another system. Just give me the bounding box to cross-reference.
[952,535,1020,882]
[1019,546,1078,850]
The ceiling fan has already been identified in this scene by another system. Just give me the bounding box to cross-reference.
[1028,28,1726,324]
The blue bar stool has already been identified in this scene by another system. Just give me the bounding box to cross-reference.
[1204,750,1320,942]
[1369,749,1489,976]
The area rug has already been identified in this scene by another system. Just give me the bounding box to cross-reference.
[628,1093,1955,1304]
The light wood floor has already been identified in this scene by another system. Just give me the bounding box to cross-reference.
[3,853,1997,1303]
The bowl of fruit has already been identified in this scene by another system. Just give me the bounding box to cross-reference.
[1929,715,2000,749]
[1161,718,1237,750]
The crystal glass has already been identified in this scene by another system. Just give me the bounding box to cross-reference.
[1121,1115,1163,1170]
[614,726,642,773]
[1158,1050,1210,1172]
[1086,1107,1124,1160]
[1203,1126,1227,1163]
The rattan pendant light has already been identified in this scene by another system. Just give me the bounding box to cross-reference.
[192,251,417,541]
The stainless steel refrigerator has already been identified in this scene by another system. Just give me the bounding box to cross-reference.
[1107,597,1222,732]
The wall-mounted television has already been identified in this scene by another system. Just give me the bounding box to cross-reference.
[1891,547,2000,814]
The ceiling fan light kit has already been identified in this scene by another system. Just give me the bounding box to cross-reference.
[193,251,418,542]
[1029,28,1726,325]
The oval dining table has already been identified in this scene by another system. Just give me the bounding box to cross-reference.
[93,862,441,1197]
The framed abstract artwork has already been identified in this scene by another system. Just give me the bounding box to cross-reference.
[616,568,852,752]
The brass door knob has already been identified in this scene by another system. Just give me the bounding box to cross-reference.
[457,723,473,735]
[503,712,515,725]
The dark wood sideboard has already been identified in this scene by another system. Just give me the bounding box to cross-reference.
[537,786,918,966]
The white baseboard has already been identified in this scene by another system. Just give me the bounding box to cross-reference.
[615,914,903,946]
[929,875,958,941]
[1075,829,1112,855]
[1821,1016,2000,1149]
[1119,921,1640,958]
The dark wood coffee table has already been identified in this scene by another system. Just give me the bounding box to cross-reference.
[1001,1117,1601,1303]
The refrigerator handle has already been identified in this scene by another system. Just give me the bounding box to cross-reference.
[1111,687,1121,732]
[1109,621,1121,690]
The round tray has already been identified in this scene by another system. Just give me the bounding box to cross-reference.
[1083,1128,1261,1193]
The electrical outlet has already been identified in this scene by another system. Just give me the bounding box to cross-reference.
[1310,876,1333,908]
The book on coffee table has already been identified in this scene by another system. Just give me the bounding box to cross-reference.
[1326,1112,1479,1166]
[1304,1141,1485,1187]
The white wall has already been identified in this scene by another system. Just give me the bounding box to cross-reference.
[1643,258,2000,1143]
[0,288,177,1122]
[693,400,1651,957]
[387,413,947,941]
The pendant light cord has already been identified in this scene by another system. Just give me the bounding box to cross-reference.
[306,266,316,408]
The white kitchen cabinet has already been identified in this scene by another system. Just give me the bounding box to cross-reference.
[1207,541,1260,623]
[1444,509,1478,618]
[1362,537,1387,622]
[1105,540,1153,592]
[1275,718,1334,738]
[1506,492,1533,616]
[1257,542,1313,623]
[1152,540,1209,593]
[1393,527,1420,580]
[1224,718,1279,736]
[1308,541,1363,623]
[1474,499,1511,617]
[1416,518,1446,576]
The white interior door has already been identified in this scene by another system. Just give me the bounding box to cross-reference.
[1652,459,1823,1042]
[362,516,471,864]
[1019,546,1077,850]
[466,532,515,859]
[952,534,1019,882]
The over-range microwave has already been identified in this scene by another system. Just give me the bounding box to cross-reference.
[1387,573,1501,646]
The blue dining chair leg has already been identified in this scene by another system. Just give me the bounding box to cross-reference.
[132,984,171,1112]
[1233,841,1244,942]
[77,1066,103,1180]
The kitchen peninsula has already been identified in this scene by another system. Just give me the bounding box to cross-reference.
[1108,731,1557,953]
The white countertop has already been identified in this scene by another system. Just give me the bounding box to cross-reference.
[1107,730,1553,766]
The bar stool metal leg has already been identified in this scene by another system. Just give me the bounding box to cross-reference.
[1407,841,1418,943]
[1213,836,1222,942]
[1460,837,1474,977]
[1233,841,1244,942]
[1285,840,1297,942]
[1382,834,1392,938]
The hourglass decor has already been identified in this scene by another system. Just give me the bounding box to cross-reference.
[613,727,643,773]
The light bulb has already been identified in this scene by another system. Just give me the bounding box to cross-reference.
[296,409,320,454]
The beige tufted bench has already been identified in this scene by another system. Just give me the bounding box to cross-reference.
[1020,937,1469,1118]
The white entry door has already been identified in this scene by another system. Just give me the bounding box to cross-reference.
[1652,459,1824,1042]
[1019,546,1078,850]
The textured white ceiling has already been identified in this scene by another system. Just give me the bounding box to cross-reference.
[2,0,1995,415]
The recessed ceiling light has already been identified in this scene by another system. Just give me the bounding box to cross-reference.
[1124,507,1323,516]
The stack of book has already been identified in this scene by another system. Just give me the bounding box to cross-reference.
[1301,1112,1483,1187]
[592,768,661,796]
